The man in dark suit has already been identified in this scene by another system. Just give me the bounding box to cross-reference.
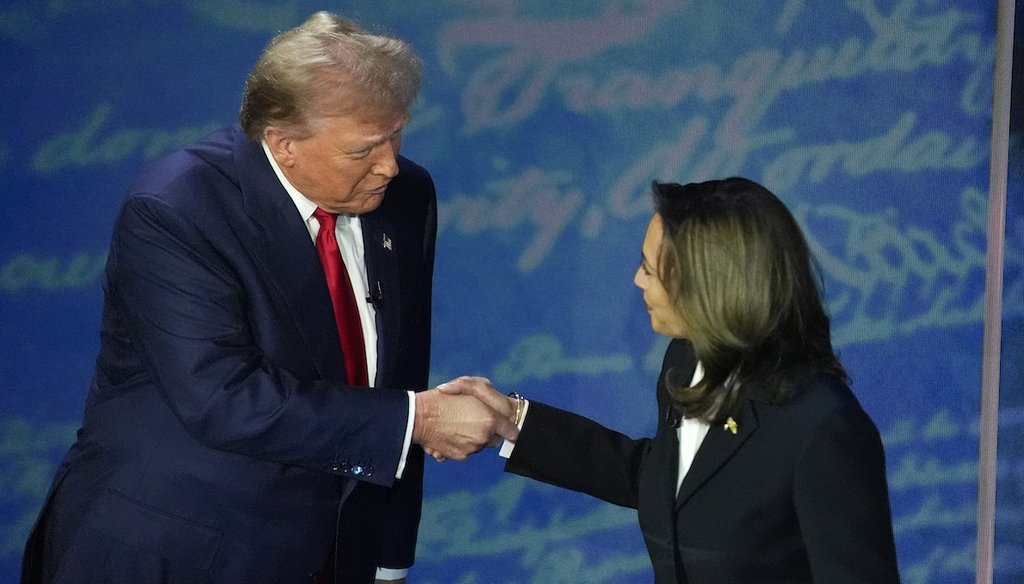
[21,11,515,584]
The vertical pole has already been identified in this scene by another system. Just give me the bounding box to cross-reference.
[975,1,1015,582]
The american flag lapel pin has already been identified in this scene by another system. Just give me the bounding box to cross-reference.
[383,234,392,250]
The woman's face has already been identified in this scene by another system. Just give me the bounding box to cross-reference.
[634,214,688,338]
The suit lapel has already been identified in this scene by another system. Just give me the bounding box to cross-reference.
[359,211,400,387]
[661,419,683,522]
[675,398,760,509]
[233,131,346,382]
[653,340,692,518]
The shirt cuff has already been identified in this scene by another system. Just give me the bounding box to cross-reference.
[498,399,529,458]
[395,391,416,479]
[375,566,409,580]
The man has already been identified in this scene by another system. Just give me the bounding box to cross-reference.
[21,11,514,584]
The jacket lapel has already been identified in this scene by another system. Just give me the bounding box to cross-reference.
[652,340,691,520]
[359,211,400,387]
[233,130,346,382]
[675,398,760,509]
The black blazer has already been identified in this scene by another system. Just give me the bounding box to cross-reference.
[22,126,436,584]
[506,339,900,583]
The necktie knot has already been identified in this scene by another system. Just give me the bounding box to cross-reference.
[313,207,336,230]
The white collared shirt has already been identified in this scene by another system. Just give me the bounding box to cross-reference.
[676,363,710,494]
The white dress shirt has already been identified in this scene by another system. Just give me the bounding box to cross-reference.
[676,363,710,494]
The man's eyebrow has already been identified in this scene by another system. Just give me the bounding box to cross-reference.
[350,126,405,152]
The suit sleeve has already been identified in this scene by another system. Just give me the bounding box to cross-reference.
[109,193,409,486]
[504,401,651,508]
[792,400,901,583]
[505,339,695,509]
[505,339,694,509]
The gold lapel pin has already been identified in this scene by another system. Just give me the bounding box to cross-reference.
[723,417,738,435]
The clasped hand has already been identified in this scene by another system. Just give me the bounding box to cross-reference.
[412,376,518,462]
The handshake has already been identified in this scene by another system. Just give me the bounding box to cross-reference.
[411,376,520,462]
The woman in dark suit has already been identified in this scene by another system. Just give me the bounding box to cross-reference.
[443,177,901,583]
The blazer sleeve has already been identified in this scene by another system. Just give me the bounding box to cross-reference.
[108,193,410,485]
[505,401,651,508]
[792,395,901,583]
[505,339,695,509]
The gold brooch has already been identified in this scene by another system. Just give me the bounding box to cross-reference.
[723,417,738,435]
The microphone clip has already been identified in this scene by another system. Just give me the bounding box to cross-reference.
[366,281,384,308]
[664,407,682,428]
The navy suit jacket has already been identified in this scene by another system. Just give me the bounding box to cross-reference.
[22,126,436,583]
[506,339,901,583]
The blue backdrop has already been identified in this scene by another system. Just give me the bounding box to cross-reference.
[1,1,1021,583]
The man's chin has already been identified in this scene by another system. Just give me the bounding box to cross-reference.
[339,194,386,215]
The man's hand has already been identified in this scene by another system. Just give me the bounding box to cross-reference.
[412,377,519,461]
[436,375,516,421]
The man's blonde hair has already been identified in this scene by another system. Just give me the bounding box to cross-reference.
[239,11,422,140]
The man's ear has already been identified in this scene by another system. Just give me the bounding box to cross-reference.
[263,126,295,167]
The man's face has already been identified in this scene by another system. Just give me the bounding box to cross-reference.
[268,111,407,215]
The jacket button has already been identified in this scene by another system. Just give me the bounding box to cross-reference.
[352,465,363,475]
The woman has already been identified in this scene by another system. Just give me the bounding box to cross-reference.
[444,178,901,583]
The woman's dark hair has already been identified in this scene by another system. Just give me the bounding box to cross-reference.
[653,177,846,422]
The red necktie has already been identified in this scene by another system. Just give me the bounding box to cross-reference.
[313,208,369,387]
